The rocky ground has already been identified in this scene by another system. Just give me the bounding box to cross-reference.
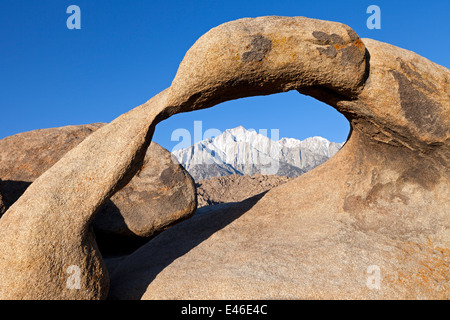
[196,173,293,207]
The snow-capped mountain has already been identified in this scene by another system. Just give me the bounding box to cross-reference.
[172,126,344,181]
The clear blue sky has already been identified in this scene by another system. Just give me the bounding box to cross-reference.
[1,0,449,151]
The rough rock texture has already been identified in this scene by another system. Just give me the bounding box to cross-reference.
[107,18,449,299]
[0,182,4,215]
[94,142,197,255]
[196,174,292,207]
[0,124,197,255]
[0,123,105,210]
[0,90,171,299]
[0,16,448,300]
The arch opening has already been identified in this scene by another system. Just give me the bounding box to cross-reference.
[153,90,350,208]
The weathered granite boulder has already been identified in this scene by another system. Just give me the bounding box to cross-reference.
[94,141,197,255]
[0,16,448,300]
[0,124,197,255]
[108,18,449,299]
[0,123,105,210]
[0,89,170,299]
[0,182,4,215]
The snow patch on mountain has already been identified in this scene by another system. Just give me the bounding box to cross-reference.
[172,126,344,181]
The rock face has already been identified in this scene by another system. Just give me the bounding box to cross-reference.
[94,142,197,255]
[0,88,172,299]
[0,183,4,215]
[196,174,292,207]
[0,123,105,209]
[0,124,197,255]
[108,18,449,299]
[0,16,448,299]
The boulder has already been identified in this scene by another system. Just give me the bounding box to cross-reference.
[0,124,197,255]
[0,123,105,209]
[108,18,449,299]
[0,89,171,299]
[0,182,4,215]
[0,16,448,300]
[94,142,197,255]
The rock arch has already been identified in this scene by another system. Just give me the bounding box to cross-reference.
[0,16,448,299]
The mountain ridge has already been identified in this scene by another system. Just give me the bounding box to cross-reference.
[172,126,344,181]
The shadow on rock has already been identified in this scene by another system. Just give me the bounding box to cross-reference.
[108,191,268,300]
[0,180,32,215]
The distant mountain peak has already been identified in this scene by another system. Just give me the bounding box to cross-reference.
[227,125,246,132]
[172,128,344,181]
